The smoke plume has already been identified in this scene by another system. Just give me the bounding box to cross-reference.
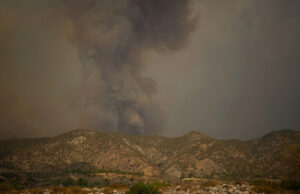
[54,0,196,134]
[0,0,195,138]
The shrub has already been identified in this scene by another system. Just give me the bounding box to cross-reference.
[126,182,162,194]
[102,178,110,187]
[1,172,20,181]
[62,177,75,186]
[180,174,185,180]
[89,179,110,188]
[77,178,88,187]
[280,180,300,190]
[0,182,16,192]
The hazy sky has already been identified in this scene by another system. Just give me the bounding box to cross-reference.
[146,0,300,139]
[0,0,299,140]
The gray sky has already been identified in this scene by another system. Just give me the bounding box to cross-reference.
[0,0,299,140]
[145,0,300,139]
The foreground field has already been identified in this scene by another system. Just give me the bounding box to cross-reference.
[1,179,299,194]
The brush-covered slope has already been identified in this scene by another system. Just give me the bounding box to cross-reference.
[0,129,299,180]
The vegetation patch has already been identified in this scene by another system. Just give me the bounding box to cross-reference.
[126,182,162,194]
[280,180,300,190]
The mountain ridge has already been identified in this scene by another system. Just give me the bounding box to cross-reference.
[0,128,296,142]
[0,129,299,187]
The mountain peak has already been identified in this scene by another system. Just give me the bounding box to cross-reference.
[262,129,299,140]
[183,130,211,140]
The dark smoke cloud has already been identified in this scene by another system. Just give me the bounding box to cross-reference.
[0,0,195,138]
[54,0,196,134]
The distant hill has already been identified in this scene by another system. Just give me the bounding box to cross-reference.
[0,129,299,186]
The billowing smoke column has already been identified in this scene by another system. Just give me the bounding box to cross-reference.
[58,0,196,134]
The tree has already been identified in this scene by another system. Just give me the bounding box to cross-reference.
[77,178,88,187]
[62,178,75,186]
[126,182,162,194]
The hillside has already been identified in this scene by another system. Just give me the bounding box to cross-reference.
[0,129,299,187]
